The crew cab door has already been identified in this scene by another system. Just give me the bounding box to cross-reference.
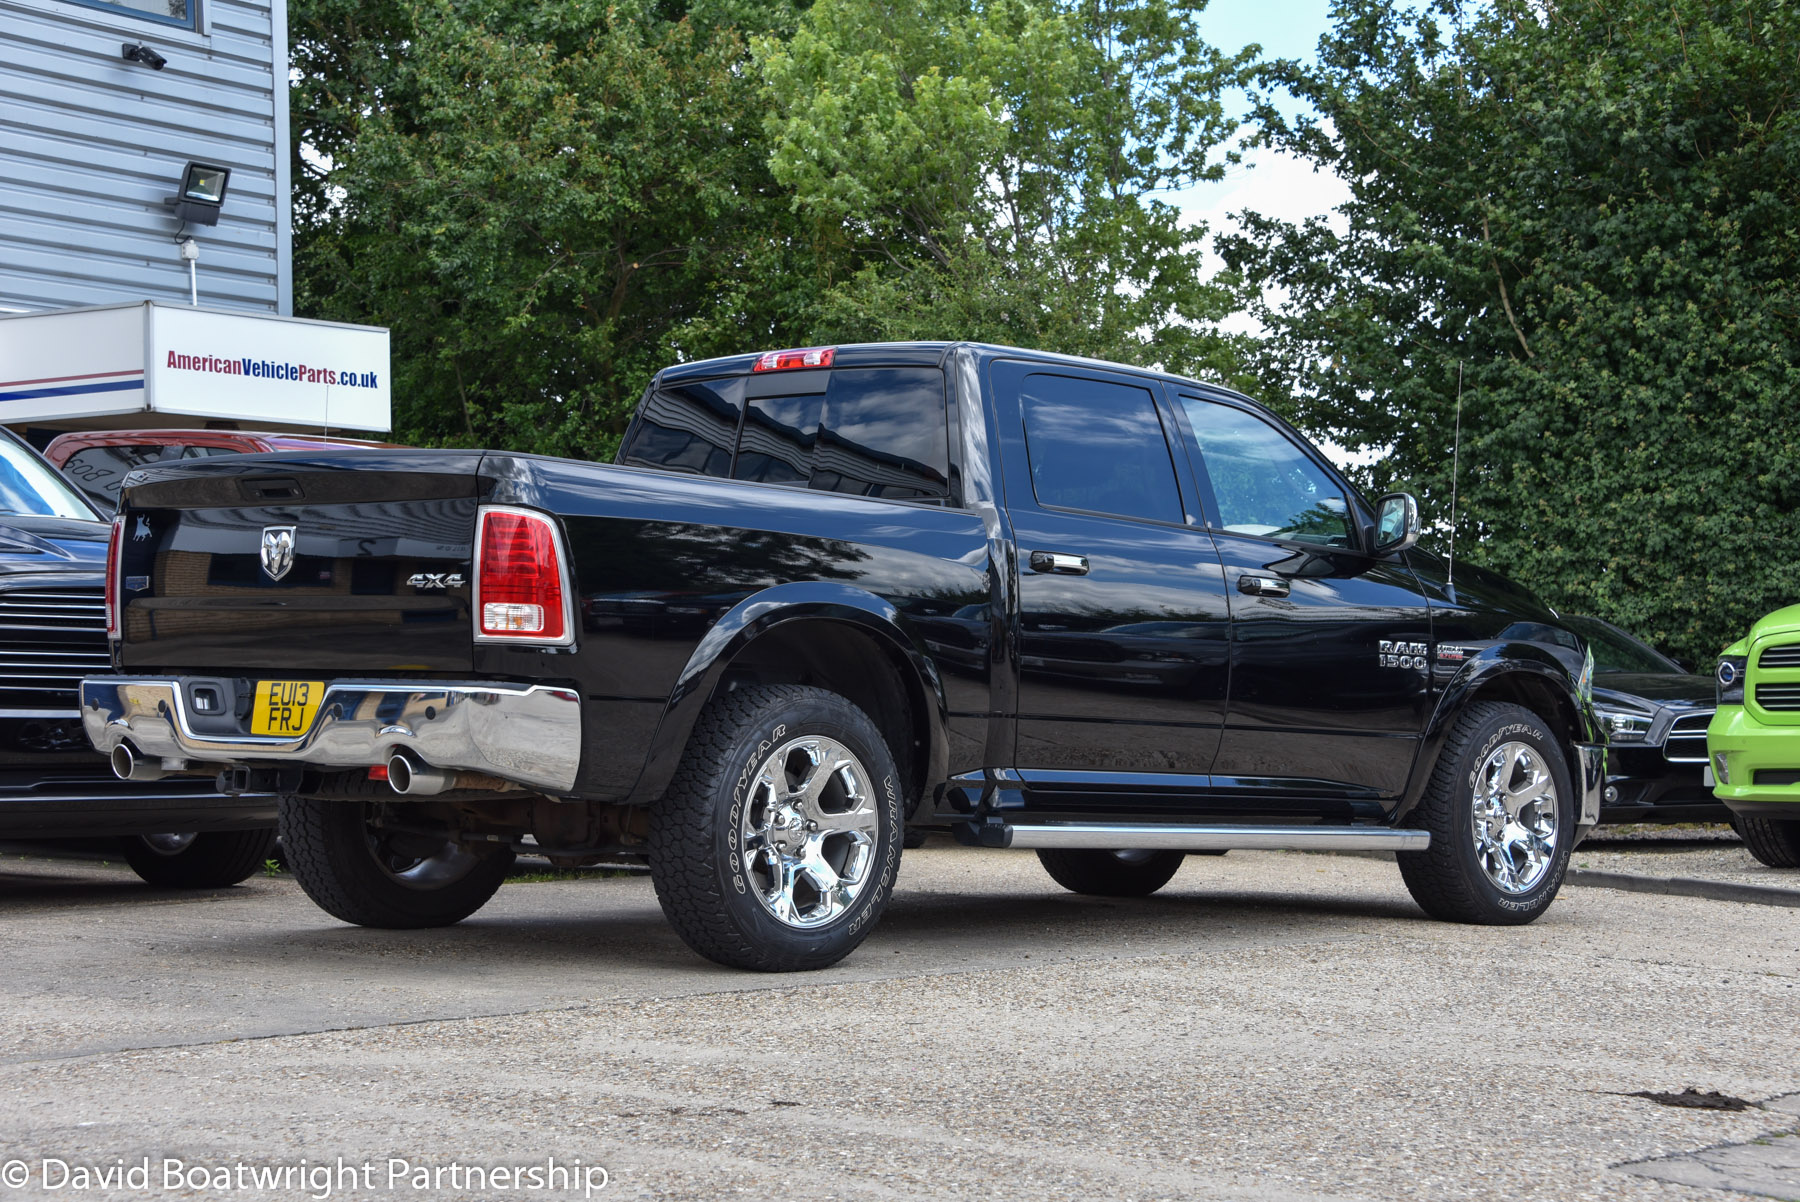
[1164,388,1435,806]
[992,360,1231,787]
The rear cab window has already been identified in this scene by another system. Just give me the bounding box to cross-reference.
[1017,372,1184,525]
[621,363,951,504]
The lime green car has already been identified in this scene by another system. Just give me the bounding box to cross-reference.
[1709,604,1800,867]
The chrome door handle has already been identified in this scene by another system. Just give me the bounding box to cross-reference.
[1029,551,1090,576]
[1237,575,1290,598]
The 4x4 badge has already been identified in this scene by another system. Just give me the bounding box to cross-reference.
[260,525,296,581]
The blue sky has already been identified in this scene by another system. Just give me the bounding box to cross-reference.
[1172,0,1351,332]
[1199,0,1334,78]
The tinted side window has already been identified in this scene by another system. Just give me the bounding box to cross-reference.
[59,445,177,509]
[1178,397,1350,547]
[619,380,742,478]
[812,368,949,501]
[733,393,824,485]
[1020,373,1183,524]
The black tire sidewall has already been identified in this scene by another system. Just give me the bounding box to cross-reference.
[1443,710,1576,922]
[1732,814,1800,868]
[120,828,277,888]
[708,692,903,966]
[280,797,512,928]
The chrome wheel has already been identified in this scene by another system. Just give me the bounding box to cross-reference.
[1470,740,1559,894]
[739,734,878,929]
[365,828,484,891]
[140,832,198,856]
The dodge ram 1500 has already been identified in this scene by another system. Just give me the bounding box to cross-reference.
[82,342,1602,969]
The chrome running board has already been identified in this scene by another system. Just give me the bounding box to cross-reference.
[954,821,1430,852]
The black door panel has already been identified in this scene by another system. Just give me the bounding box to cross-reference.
[1208,536,1434,798]
[1167,390,1435,801]
[993,360,1231,778]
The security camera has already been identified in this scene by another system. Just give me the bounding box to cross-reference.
[121,43,168,70]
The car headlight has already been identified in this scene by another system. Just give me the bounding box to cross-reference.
[1716,655,1748,705]
[1594,704,1653,743]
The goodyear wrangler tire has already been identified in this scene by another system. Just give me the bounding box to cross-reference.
[648,685,903,972]
[1397,701,1575,925]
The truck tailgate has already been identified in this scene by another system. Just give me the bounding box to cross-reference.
[115,451,485,673]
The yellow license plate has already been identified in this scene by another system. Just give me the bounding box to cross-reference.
[250,680,326,737]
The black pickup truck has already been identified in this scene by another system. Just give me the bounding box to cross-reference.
[81,342,1602,970]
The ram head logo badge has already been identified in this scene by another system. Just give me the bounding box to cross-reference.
[260,525,297,581]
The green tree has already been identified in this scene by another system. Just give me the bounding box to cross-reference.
[756,0,1257,382]
[1223,0,1800,664]
[290,0,814,460]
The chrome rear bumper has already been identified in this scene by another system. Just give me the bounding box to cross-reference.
[80,678,582,795]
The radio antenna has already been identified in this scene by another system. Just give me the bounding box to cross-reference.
[1447,360,1464,589]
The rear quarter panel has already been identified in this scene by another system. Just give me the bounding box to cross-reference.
[478,455,995,801]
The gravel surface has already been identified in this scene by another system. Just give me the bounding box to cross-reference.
[0,845,1796,1201]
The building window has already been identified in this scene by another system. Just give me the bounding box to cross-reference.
[62,0,198,31]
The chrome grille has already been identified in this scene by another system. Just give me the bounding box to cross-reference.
[0,589,108,712]
[1759,644,1800,669]
[1755,684,1800,712]
[1662,711,1713,763]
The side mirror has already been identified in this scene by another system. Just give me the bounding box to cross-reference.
[1373,492,1420,555]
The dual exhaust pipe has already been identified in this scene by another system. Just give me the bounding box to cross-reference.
[382,751,520,796]
[110,742,519,796]
[110,743,169,782]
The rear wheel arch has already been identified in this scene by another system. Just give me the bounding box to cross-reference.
[634,586,950,817]
[713,618,937,816]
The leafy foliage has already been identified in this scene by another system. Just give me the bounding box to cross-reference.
[290,0,813,460]
[1222,0,1800,663]
[755,0,1257,382]
[291,0,1259,457]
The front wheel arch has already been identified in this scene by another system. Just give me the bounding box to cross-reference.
[1398,656,1594,827]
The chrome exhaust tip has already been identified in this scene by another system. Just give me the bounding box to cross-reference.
[111,743,168,782]
[386,751,454,796]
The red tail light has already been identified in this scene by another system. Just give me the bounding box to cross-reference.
[104,516,123,639]
[752,346,835,372]
[475,507,571,644]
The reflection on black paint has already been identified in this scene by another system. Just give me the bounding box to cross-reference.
[1210,533,1434,795]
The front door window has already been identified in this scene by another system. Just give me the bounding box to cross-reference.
[1177,397,1351,548]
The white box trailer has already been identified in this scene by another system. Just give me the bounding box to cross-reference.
[0,301,391,437]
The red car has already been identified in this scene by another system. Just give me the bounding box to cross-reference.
[44,429,398,513]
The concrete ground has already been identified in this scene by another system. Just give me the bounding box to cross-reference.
[1,842,1797,1202]
[1575,825,1796,892]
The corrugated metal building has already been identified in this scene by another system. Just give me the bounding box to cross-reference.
[0,0,291,315]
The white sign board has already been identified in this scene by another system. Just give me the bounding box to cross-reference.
[0,302,391,432]
[0,306,145,423]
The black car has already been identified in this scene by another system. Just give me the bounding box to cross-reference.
[84,341,1607,972]
[0,427,275,886]
[1562,614,1723,824]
